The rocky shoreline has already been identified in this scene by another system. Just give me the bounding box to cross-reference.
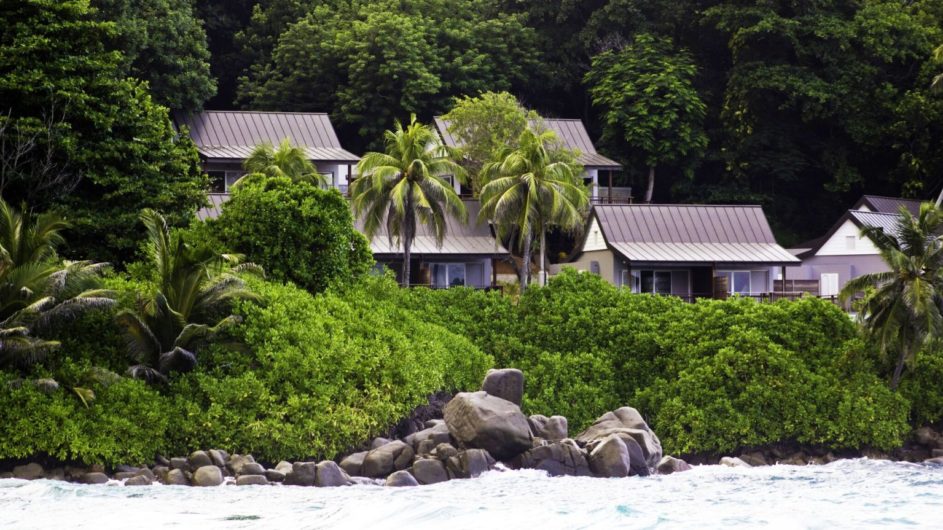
[2,368,942,486]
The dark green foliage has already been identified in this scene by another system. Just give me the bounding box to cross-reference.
[209,178,373,293]
[0,0,207,264]
[900,346,943,425]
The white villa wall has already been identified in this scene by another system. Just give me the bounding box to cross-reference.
[583,217,607,252]
[816,220,879,256]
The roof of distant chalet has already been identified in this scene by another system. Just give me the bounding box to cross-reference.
[433,116,622,170]
[175,111,360,163]
[355,200,509,257]
[855,195,923,216]
[588,204,799,265]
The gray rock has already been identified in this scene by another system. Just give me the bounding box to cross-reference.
[720,456,752,468]
[208,449,227,468]
[424,419,445,429]
[284,462,317,486]
[362,441,414,478]
[739,451,769,467]
[914,426,939,447]
[446,449,495,479]
[155,455,171,467]
[169,457,189,471]
[528,415,568,442]
[481,368,524,406]
[238,462,266,476]
[349,476,377,486]
[417,439,436,456]
[443,391,532,460]
[164,468,189,486]
[404,423,453,452]
[13,463,44,480]
[315,461,351,487]
[924,457,943,464]
[114,472,138,481]
[518,441,591,477]
[236,475,269,486]
[575,407,663,469]
[933,449,943,458]
[227,454,256,475]
[189,451,213,469]
[125,475,152,486]
[588,435,631,478]
[275,461,293,475]
[265,469,285,482]
[115,465,141,474]
[0,472,12,479]
[432,443,458,461]
[192,466,224,487]
[656,456,692,475]
[371,437,392,449]
[81,472,109,485]
[385,470,418,487]
[411,458,449,485]
[340,451,367,477]
[151,466,168,480]
[45,468,65,481]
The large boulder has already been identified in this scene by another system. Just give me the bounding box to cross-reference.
[339,451,367,477]
[208,449,228,468]
[445,449,495,479]
[188,451,213,470]
[125,475,153,486]
[362,440,414,478]
[403,422,453,452]
[481,368,524,406]
[315,461,352,487]
[528,415,568,442]
[236,475,269,486]
[163,469,189,486]
[284,462,318,486]
[443,391,532,460]
[237,462,266,476]
[192,466,224,487]
[575,407,662,469]
[656,456,692,475]
[13,463,44,480]
[410,458,449,485]
[517,441,591,477]
[385,470,419,487]
[719,456,751,468]
[588,435,631,478]
[169,457,189,471]
[81,472,110,485]
[227,454,256,475]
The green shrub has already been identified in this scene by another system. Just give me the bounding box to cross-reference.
[900,346,943,425]
[206,178,374,293]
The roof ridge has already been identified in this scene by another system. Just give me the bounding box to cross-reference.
[595,203,762,208]
[862,194,924,202]
[195,110,330,116]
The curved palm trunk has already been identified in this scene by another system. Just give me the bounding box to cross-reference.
[891,344,909,390]
[520,231,532,290]
[644,166,655,203]
[539,228,547,287]
[402,204,415,288]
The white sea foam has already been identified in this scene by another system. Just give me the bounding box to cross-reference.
[1,459,941,529]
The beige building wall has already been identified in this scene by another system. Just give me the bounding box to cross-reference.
[567,249,618,284]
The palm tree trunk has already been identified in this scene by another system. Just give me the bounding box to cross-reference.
[402,194,414,288]
[539,228,547,287]
[644,166,655,204]
[402,236,412,288]
[520,231,533,291]
[890,344,909,390]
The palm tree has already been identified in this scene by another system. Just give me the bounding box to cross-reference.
[236,138,328,188]
[840,202,943,389]
[351,115,467,287]
[0,199,114,371]
[117,209,261,383]
[479,128,588,289]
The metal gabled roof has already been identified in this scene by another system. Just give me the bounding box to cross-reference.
[856,195,923,216]
[433,116,622,170]
[176,111,360,163]
[591,204,799,265]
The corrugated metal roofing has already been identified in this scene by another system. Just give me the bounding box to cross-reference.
[859,195,923,216]
[196,193,229,221]
[849,210,900,236]
[176,111,360,163]
[355,200,509,256]
[433,116,622,170]
[593,204,799,264]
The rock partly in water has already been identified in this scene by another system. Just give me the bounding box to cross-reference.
[81,472,110,485]
[265,469,285,483]
[236,475,269,486]
[446,449,495,479]
[528,415,568,442]
[517,441,591,477]
[125,475,152,486]
[192,466,224,487]
[738,451,769,467]
[925,457,943,464]
[443,391,532,461]
[284,462,317,486]
[411,458,449,485]
[339,451,367,477]
[315,461,351,487]
[588,435,632,478]
[385,470,419,487]
[481,368,524,406]
[208,449,228,468]
[237,462,266,476]
[275,461,293,475]
[12,463,43,480]
[189,451,213,470]
[362,441,414,478]
[575,407,663,470]
[720,456,752,468]
[656,456,692,475]
[164,469,189,486]
[227,454,256,475]
[169,457,189,471]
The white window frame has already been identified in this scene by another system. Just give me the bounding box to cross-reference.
[717,270,752,295]
[628,269,689,295]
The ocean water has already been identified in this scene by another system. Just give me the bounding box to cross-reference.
[1,458,941,529]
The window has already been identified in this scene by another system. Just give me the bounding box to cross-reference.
[640,271,672,294]
[717,271,751,295]
[845,235,856,250]
[431,263,465,288]
[590,261,600,275]
[207,171,225,193]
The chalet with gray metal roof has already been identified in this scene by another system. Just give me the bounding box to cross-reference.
[355,200,511,288]
[433,116,628,203]
[175,110,359,195]
[786,195,924,297]
[568,204,799,299]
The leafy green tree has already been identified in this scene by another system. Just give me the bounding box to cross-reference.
[441,91,539,191]
[0,0,208,264]
[586,33,707,203]
[479,128,587,289]
[236,138,328,187]
[207,178,373,293]
[193,0,256,108]
[351,115,467,287]
[118,210,260,384]
[240,0,541,149]
[0,200,114,371]
[841,202,943,390]
[91,0,216,111]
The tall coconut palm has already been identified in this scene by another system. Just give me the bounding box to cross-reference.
[235,138,328,188]
[351,115,467,287]
[840,202,943,389]
[118,209,261,383]
[479,128,588,289]
[0,199,114,371]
